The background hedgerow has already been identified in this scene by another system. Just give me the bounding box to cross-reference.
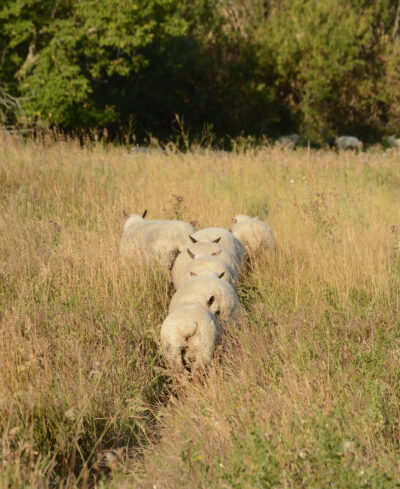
[1,0,400,142]
[1,131,400,488]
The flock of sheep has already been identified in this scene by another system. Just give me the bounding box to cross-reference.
[120,211,275,374]
[129,134,400,155]
[277,134,400,151]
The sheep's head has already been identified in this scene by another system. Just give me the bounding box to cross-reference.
[232,215,250,225]
[187,248,223,260]
[206,293,223,318]
[190,270,225,279]
[207,295,216,308]
[189,235,221,244]
[123,209,147,231]
[187,248,196,260]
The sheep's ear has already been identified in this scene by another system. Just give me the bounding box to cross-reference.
[232,218,238,224]
[123,209,129,219]
[212,237,221,244]
[212,249,222,257]
[190,271,197,276]
[187,248,195,259]
[207,296,215,307]
[189,235,198,244]
[142,209,148,219]
[218,271,225,279]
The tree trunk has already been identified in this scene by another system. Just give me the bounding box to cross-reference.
[392,0,400,40]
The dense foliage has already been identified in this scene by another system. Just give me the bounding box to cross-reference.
[1,0,400,142]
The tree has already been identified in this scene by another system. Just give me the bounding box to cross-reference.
[263,0,400,140]
[1,0,188,128]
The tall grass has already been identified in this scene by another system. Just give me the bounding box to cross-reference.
[1,131,400,488]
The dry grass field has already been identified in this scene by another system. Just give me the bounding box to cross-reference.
[1,131,400,488]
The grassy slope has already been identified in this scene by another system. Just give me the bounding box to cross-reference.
[1,132,400,488]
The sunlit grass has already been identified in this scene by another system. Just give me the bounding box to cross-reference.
[1,131,400,487]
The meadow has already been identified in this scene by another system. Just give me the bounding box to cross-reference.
[1,131,400,488]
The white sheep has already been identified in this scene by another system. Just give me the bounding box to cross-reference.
[334,136,363,151]
[231,215,276,255]
[120,210,195,269]
[169,274,242,322]
[386,135,400,148]
[232,214,253,224]
[174,251,239,289]
[160,303,222,373]
[277,134,301,149]
[171,241,240,287]
[189,228,245,266]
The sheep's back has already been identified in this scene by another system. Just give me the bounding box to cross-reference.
[176,254,239,289]
[161,303,222,371]
[121,219,194,268]
[172,242,239,287]
[231,218,276,255]
[169,275,241,321]
[190,227,245,265]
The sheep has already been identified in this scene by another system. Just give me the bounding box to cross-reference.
[386,135,400,148]
[122,209,148,234]
[231,215,276,255]
[129,145,149,154]
[120,210,195,270]
[277,134,301,149]
[232,214,253,224]
[189,228,245,266]
[171,241,240,288]
[334,136,363,151]
[160,303,222,373]
[174,251,239,289]
[169,274,242,322]
[128,145,166,155]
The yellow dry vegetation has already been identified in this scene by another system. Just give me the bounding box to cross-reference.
[1,131,400,488]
